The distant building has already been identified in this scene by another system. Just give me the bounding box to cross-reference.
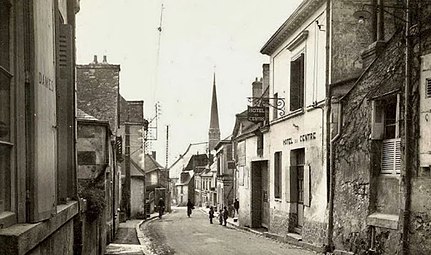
[214,137,234,212]
[143,153,165,214]
[169,142,208,205]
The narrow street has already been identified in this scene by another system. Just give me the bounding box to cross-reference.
[140,207,317,255]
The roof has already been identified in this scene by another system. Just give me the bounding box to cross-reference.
[231,110,261,141]
[77,109,98,121]
[144,154,164,173]
[130,150,145,177]
[176,171,194,186]
[260,0,326,55]
[184,154,209,171]
[168,142,208,179]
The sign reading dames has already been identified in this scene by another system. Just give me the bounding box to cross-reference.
[247,106,266,122]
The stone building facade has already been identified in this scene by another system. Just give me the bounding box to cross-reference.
[0,1,81,254]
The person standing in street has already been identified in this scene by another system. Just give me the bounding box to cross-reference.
[222,206,228,226]
[209,206,215,224]
[218,206,223,225]
[158,198,165,219]
[186,199,194,217]
[234,198,239,217]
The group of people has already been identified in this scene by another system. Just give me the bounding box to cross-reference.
[208,198,239,226]
[157,197,240,226]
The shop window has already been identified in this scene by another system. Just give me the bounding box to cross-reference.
[371,95,401,174]
[290,53,305,111]
[274,151,282,199]
[0,1,11,214]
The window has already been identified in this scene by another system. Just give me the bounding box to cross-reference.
[274,152,282,199]
[0,1,11,214]
[290,53,305,111]
[371,95,401,174]
[257,133,263,157]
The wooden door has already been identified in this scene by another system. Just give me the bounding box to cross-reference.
[261,162,269,228]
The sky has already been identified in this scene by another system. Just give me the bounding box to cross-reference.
[76,0,302,167]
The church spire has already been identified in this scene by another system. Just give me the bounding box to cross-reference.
[209,72,220,152]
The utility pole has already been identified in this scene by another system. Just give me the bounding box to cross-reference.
[165,125,171,212]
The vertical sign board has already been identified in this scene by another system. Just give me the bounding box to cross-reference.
[32,0,57,221]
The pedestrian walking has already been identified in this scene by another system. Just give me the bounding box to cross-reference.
[158,198,165,219]
[218,206,223,225]
[187,199,194,217]
[234,198,239,217]
[222,206,228,226]
[209,206,215,224]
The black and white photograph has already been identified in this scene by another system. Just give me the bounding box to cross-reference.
[1,0,431,254]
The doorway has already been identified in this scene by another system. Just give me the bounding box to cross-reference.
[291,149,305,233]
[251,161,269,229]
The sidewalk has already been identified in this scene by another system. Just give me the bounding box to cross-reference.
[105,212,160,255]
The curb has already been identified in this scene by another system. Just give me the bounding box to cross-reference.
[136,214,169,255]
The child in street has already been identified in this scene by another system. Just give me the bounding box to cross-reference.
[222,206,228,226]
[209,206,215,224]
[218,206,223,225]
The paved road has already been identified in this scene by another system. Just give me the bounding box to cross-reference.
[140,207,316,255]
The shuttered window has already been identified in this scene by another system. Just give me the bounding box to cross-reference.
[290,53,305,111]
[274,152,282,199]
[426,78,431,98]
[372,94,401,175]
[381,138,401,174]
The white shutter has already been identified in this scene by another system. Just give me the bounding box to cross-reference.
[381,138,401,174]
[371,100,384,140]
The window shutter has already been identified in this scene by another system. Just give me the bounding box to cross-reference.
[298,54,305,109]
[395,94,400,138]
[56,24,74,202]
[290,60,299,111]
[371,100,384,139]
[381,138,401,174]
[426,78,431,98]
[30,0,57,222]
[287,166,298,203]
[303,165,311,207]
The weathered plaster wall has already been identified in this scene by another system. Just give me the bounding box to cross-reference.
[333,32,404,253]
[267,108,328,244]
[330,0,397,84]
[131,178,145,218]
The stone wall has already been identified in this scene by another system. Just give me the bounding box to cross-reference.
[333,31,405,253]
[28,220,74,255]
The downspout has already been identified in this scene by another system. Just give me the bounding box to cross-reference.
[325,0,334,251]
[401,1,412,254]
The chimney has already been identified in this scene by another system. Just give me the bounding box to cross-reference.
[252,77,263,106]
[151,151,156,160]
[92,55,98,64]
[103,55,108,64]
[262,64,270,97]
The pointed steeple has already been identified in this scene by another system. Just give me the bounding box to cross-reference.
[209,72,221,152]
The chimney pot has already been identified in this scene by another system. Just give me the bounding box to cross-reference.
[93,55,98,64]
[152,151,157,160]
[103,55,107,63]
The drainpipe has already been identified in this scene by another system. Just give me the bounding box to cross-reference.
[401,1,412,254]
[325,0,333,251]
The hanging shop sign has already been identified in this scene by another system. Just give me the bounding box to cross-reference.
[247,106,267,122]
